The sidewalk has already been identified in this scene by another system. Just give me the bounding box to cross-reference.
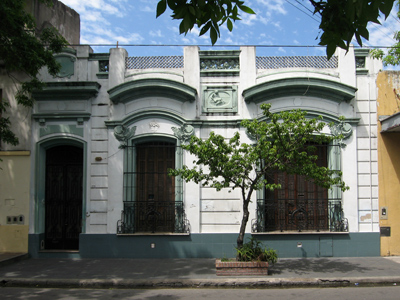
[1,254,400,288]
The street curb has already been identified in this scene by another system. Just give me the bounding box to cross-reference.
[1,277,400,289]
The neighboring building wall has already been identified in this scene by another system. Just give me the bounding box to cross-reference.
[27,45,382,259]
[0,152,30,252]
[0,0,79,253]
[377,71,400,256]
[25,0,80,45]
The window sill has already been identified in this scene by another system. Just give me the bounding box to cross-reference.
[117,232,190,236]
[252,231,349,235]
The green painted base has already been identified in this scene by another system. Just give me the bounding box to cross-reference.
[28,232,380,259]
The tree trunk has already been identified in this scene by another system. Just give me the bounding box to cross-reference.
[237,189,253,249]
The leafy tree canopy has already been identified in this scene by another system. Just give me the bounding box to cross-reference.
[371,0,400,66]
[169,104,348,248]
[0,0,67,146]
[157,0,395,58]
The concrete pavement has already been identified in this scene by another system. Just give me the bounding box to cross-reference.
[1,254,400,288]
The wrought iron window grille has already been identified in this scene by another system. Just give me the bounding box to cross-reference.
[117,200,189,234]
[252,198,348,233]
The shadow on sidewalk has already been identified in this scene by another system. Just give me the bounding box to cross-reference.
[269,258,373,276]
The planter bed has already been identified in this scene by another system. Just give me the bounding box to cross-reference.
[215,259,269,276]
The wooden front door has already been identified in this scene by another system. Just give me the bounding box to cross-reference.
[45,145,83,250]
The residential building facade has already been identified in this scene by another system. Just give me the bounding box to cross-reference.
[27,45,381,258]
[0,0,79,253]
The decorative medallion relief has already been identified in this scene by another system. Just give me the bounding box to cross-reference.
[172,124,194,143]
[114,125,136,148]
[329,121,353,148]
[54,54,76,78]
[149,122,160,132]
[202,86,238,113]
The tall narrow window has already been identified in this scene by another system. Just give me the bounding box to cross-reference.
[118,139,187,234]
[254,142,347,233]
[135,141,176,232]
[264,144,328,232]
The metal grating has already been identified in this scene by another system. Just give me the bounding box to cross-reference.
[126,56,184,69]
[125,55,338,70]
[256,56,338,69]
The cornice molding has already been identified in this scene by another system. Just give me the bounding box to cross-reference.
[243,77,357,103]
[32,82,101,101]
[107,78,197,104]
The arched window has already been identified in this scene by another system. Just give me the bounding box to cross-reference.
[117,137,186,234]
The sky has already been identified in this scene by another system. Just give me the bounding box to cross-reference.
[58,0,400,60]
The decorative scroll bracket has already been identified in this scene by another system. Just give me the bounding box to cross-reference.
[172,124,194,143]
[329,121,352,148]
[114,125,136,148]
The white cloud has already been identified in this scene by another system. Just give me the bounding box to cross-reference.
[256,0,287,17]
[149,30,163,38]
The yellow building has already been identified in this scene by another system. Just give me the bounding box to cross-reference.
[377,71,400,256]
[0,152,30,252]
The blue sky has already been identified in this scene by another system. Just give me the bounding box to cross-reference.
[59,0,399,59]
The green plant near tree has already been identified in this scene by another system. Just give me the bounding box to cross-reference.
[235,237,278,264]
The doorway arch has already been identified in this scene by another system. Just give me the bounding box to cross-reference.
[35,137,87,250]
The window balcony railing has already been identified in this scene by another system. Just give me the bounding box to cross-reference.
[117,200,189,234]
[252,199,348,233]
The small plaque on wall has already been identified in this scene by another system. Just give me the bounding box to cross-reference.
[202,86,238,113]
[380,227,391,237]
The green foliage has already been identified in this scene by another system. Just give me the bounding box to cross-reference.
[0,0,68,146]
[156,0,395,59]
[235,237,278,264]
[156,0,255,45]
[169,104,348,248]
[312,0,395,58]
[371,1,400,66]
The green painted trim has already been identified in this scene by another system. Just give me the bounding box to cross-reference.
[259,109,360,125]
[125,71,184,79]
[356,69,369,75]
[60,48,77,56]
[199,50,241,58]
[89,53,110,61]
[96,72,109,79]
[108,78,197,104]
[33,113,91,120]
[256,70,340,81]
[105,109,188,128]
[354,48,370,56]
[243,77,357,103]
[202,85,238,113]
[32,82,101,101]
[105,109,357,130]
[39,125,84,138]
[34,137,87,236]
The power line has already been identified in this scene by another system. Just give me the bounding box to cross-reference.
[285,0,320,23]
[67,43,400,49]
